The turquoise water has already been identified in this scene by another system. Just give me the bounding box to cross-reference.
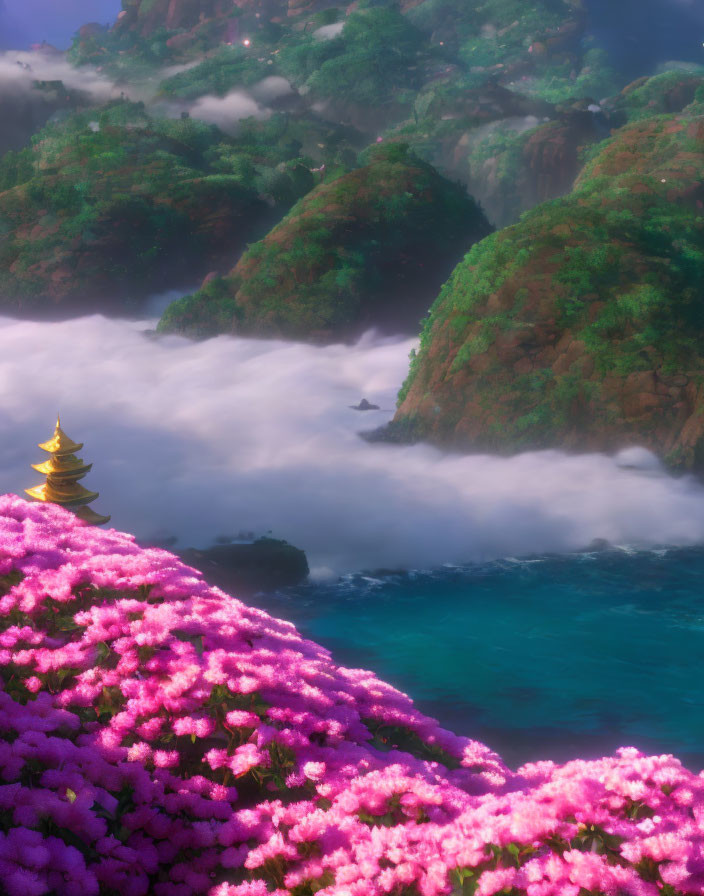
[252,547,704,772]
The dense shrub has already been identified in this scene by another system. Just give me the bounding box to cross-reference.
[158,48,275,101]
[0,495,703,895]
[278,7,428,108]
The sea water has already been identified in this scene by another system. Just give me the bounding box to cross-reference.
[252,547,704,772]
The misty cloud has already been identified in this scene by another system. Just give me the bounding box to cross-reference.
[0,47,294,152]
[184,78,294,132]
[313,22,346,41]
[0,49,121,101]
[0,48,129,152]
[248,76,293,104]
[188,88,270,132]
[2,315,704,577]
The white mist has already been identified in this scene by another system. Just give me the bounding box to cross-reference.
[1,314,704,576]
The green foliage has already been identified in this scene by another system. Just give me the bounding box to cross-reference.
[0,100,322,309]
[457,0,571,70]
[517,47,619,104]
[279,7,428,108]
[0,149,34,192]
[357,140,413,166]
[255,161,316,206]
[363,718,462,769]
[160,150,488,339]
[158,46,275,100]
[613,71,704,123]
[313,7,342,27]
[394,103,704,460]
[157,277,243,339]
[69,21,179,76]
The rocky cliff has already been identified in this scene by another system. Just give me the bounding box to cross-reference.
[70,0,606,229]
[390,89,704,470]
[111,0,338,43]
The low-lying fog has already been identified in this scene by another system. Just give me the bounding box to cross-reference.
[0,45,297,156]
[2,313,704,577]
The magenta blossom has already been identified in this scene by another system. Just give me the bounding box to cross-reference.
[0,495,702,895]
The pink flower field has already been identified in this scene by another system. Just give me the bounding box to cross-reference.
[0,494,702,896]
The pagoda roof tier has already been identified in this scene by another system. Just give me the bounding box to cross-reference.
[35,477,95,496]
[38,417,83,456]
[25,482,100,507]
[46,470,92,485]
[73,506,111,526]
[27,415,110,526]
[32,457,93,478]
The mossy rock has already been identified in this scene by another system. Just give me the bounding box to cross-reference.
[391,106,704,470]
[178,538,309,595]
[158,143,491,341]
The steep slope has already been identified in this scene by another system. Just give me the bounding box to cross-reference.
[0,76,88,157]
[0,102,314,312]
[390,95,704,469]
[157,143,491,341]
[389,97,612,228]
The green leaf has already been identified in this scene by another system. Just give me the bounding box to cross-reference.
[137,645,156,663]
[450,867,479,896]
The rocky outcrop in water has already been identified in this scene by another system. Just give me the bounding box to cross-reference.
[178,537,309,594]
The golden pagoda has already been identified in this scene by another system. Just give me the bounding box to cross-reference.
[26,415,111,525]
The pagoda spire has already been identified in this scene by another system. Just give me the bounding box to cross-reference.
[26,414,111,526]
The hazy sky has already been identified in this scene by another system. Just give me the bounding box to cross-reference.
[1,314,703,576]
[0,0,121,49]
[1,0,702,62]
[585,0,704,75]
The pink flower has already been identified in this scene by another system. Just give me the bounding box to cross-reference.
[0,495,702,896]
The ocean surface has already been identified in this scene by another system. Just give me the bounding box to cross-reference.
[250,547,704,773]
